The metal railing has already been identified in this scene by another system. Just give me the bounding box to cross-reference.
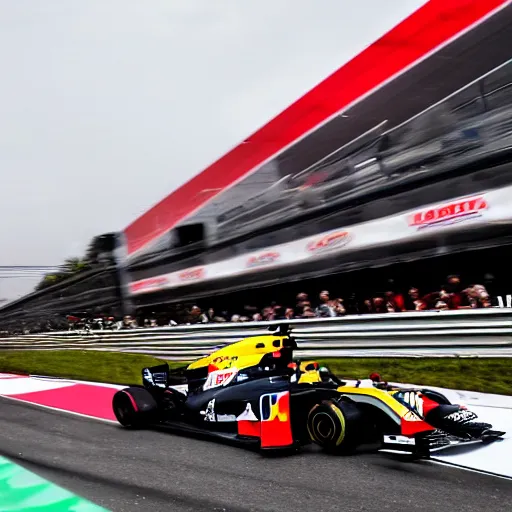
[1,309,511,360]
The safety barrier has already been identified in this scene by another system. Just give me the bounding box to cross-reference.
[0,455,107,511]
[1,309,511,360]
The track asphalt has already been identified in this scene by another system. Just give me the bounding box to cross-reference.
[0,397,511,512]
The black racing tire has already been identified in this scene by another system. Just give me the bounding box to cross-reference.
[307,399,363,454]
[112,387,158,428]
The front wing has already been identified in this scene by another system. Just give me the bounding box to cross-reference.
[382,427,505,458]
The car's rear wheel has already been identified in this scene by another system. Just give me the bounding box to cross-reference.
[307,399,363,454]
[112,387,157,428]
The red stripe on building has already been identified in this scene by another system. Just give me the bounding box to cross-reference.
[124,0,509,255]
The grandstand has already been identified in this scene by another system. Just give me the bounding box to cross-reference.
[124,4,512,310]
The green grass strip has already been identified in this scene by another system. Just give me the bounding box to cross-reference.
[317,358,512,396]
[0,350,510,395]
[0,350,177,386]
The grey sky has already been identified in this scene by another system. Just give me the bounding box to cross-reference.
[0,0,424,301]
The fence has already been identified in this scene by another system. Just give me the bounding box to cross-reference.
[1,309,511,360]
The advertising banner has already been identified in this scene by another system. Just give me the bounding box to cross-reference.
[128,185,512,295]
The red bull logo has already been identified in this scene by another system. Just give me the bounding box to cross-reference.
[409,196,488,230]
[260,391,289,422]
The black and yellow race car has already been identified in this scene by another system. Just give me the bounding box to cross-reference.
[112,325,504,457]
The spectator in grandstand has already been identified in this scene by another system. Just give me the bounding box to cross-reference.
[121,315,138,329]
[188,306,209,324]
[464,284,492,308]
[271,302,283,318]
[315,291,336,317]
[252,313,263,322]
[438,274,466,309]
[372,296,388,314]
[362,296,389,314]
[385,288,406,312]
[403,288,427,311]
[301,305,316,318]
[295,293,310,317]
[206,308,227,322]
[262,306,276,321]
[445,274,462,293]
[331,297,346,316]
[142,313,158,327]
[433,296,450,310]
[420,290,447,309]
[282,307,296,320]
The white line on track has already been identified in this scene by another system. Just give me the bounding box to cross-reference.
[29,375,125,390]
[429,459,512,482]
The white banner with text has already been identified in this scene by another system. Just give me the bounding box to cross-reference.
[128,185,512,295]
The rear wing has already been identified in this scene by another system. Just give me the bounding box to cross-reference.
[142,363,189,389]
[142,363,170,388]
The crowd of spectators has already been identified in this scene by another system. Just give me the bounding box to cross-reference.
[116,274,502,329]
[4,273,506,335]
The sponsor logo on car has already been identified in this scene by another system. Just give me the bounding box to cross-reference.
[445,410,477,422]
[204,368,238,391]
[246,251,280,268]
[210,355,238,369]
[178,267,205,282]
[202,399,216,422]
[201,399,241,423]
[216,414,237,422]
[129,276,169,293]
[383,435,416,446]
[306,231,351,254]
[409,196,488,230]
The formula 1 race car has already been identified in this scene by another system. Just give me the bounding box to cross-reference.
[112,325,505,458]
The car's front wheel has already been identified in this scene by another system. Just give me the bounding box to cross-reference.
[307,399,363,454]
